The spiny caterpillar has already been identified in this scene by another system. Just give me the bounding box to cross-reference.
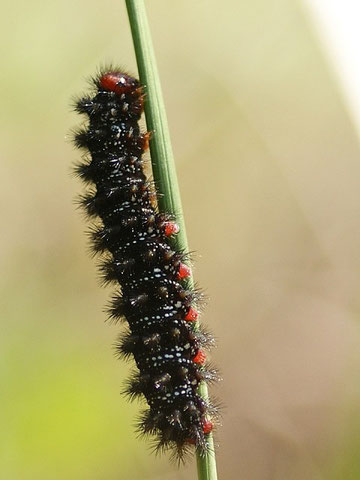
[73,69,219,461]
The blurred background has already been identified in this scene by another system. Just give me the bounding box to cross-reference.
[1,0,360,478]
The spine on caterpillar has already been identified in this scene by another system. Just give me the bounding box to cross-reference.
[73,69,219,461]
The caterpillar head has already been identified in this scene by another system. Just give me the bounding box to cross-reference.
[100,71,141,95]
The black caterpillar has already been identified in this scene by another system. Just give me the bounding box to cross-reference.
[73,69,218,461]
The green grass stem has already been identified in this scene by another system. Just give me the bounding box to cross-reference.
[125,1,219,479]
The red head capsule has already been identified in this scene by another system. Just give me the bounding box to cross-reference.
[177,263,192,280]
[193,350,206,365]
[184,307,198,322]
[100,72,140,95]
[164,221,180,237]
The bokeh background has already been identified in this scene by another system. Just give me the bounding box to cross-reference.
[2,1,360,478]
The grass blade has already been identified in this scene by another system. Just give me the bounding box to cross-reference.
[125,1,219,479]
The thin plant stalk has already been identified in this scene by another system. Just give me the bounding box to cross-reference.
[125,1,219,479]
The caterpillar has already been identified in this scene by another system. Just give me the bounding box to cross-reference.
[73,68,219,461]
